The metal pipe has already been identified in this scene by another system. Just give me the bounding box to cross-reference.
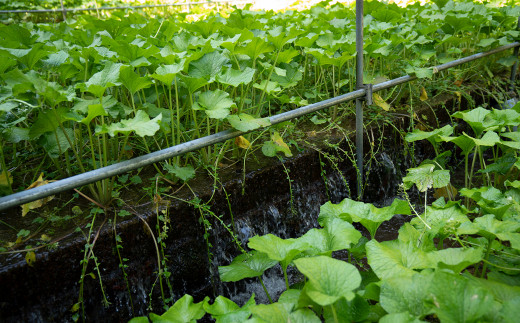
[355,0,364,199]
[510,17,520,93]
[0,1,249,14]
[59,0,66,20]
[0,42,518,212]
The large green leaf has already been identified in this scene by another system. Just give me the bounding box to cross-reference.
[318,198,410,239]
[29,107,69,139]
[0,50,16,74]
[253,80,282,94]
[464,274,520,303]
[152,62,185,86]
[204,294,255,323]
[404,65,433,79]
[179,75,208,94]
[452,107,496,137]
[193,89,235,120]
[403,163,450,192]
[119,65,152,94]
[227,114,271,132]
[366,239,433,280]
[249,302,293,323]
[322,294,370,323]
[286,308,321,323]
[380,271,434,318]
[293,256,361,306]
[405,125,453,152]
[500,296,520,323]
[99,110,162,137]
[298,218,362,255]
[16,43,49,70]
[379,312,426,323]
[427,247,483,273]
[216,67,255,87]
[80,103,108,125]
[460,186,517,220]
[458,214,520,250]
[440,134,476,156]
[236,37,274,61]
[78,62,123,98]
[149,294,208,323]
[410,200,470,237]
[40,127,75,158]
[427,270,494,323]
[270,63,303,88]
[247,234,309,271]
[489,108,520,128]
[218,251,278,282]
[188,51,228,82]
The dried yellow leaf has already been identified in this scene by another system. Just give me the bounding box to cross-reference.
[25,251,36,267]
[235,136,251,149]
[372,93,391,111]
[21,173,56,217]
[420,87,428,101]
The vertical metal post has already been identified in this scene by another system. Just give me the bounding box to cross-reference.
[355,0,364,199]
[59,0,66,20]
[510,17,520,93]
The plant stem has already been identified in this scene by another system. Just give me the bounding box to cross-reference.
[283,265,289,290]
[258,276,273,304]
[0,140,13,194]
[480,238,494,278]
[330,304,339,323]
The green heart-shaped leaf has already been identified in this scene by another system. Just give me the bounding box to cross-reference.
[294,256,361,306]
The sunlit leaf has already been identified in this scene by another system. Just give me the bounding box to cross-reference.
[319,198,410,240]
[216,67,255,87]
[294,256,361,306]
[218,251,278,282]
[149,294,208,323]
[188,51,228,82]
[78,62,123,98]
[403,164,450,192]
[100,110,162,137]
[193,89,235,120]
[380,271,434,317]
[298,218,362,254]
[248,234,309,272]
[227,114,271,132]
[203,294,255,323]
[119,65,152,94]
[427,270,494,323]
